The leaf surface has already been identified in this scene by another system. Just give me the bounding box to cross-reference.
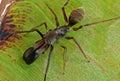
[0,0,120,81]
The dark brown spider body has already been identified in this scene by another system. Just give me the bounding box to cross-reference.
[23,7,84,65]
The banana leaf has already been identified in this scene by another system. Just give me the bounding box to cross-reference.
[0,0,120,81]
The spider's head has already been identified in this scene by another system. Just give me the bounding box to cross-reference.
[69,7,85,26]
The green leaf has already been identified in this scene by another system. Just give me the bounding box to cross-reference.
[0,0,120,81]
